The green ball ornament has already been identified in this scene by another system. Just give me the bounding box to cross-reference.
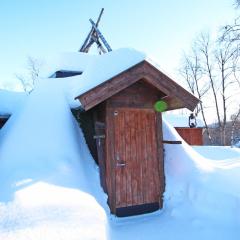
[154,100,168,112]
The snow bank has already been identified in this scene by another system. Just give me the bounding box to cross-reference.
[0,79,108,240]
[163,113,205,128]
[193,146,240,160]
[0,89,27,116]
[108,120,240,240]
[0,48,240,239]
[163,118,240,225]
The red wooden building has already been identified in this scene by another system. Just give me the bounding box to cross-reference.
[164,114,204,145]
[75,60,199,217]
[175,128,203,145]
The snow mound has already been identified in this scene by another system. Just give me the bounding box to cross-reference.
[0,48,240,239]
[193,146,240,160]
[0,89,27,116]
[40,48,146,108]
[0,79,108,240]
[163,119,240,224]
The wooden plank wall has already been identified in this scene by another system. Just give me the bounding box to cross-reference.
[104,81,165,213]
[71,109,98,162]
[77,61,199,112]
[175,127,203,145]
[113,108,161,208]
[107,80,165,109]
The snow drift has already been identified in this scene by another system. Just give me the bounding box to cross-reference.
[0,49,240,239]
[0,89,27,116]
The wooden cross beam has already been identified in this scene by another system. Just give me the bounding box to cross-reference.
[79,8,112,54]
[89,19,112,52]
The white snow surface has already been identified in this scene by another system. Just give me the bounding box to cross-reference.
[163,113,205,128]
[0,89,27,116]
[41,48,187,109]
[193,146,240,160]
[41,48,146,108]
[0,49,240,239]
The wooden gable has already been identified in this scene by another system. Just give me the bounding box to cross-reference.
[73,59,200,217]
[75,60,199,111]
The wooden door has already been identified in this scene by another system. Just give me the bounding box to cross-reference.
[113,108,161,216]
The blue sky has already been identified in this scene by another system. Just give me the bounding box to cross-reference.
[0,0,237,90]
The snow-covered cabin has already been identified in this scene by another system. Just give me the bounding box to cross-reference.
[1,49,240,237]
[163,114,205,145]
[0,49,199,217]
[46,48,199,216]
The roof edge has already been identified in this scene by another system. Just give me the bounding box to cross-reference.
[75,60,199,112]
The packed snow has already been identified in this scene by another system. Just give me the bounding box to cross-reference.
[40,48,147,108]
[0,89,27,116]
[40,48,190,109]
[0,49,240,239]
[193,146,240,160]
[0,79,108,240]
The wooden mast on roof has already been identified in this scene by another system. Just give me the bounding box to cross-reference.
[79,8,112,54]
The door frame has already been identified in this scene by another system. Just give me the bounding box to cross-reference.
[105,107,165,216]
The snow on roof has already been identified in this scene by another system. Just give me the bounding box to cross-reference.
[42,48,189,108]
[42,48,147,78]
[163,113,205,128]
[39,48,147,108]
[42,51,94,77]
[0,89,28,116]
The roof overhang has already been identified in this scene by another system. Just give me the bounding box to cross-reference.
[75,60,199,112]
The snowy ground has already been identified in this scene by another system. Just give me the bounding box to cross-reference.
[0,50,240,239]
[1,109,239,240]
[193,145,240,160]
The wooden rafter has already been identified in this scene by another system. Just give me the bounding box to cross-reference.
[79,8,112,54]
[75,61,200,111]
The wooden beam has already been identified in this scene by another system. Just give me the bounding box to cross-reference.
[79,8,105,52]
[162,140,182,144]
[89,19,112,52]
[75,60,199,112]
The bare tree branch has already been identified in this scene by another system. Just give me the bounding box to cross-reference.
[15,56,42,93]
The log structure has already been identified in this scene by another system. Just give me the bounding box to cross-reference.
[175,127,203,145]
[75,60,199,217]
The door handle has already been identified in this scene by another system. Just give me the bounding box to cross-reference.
[116,162,126,167]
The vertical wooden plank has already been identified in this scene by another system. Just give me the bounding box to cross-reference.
[136,110,143,204]
[130,110,138,206]
[125,109,132,207]
[94,121,107,192]
[151,112,160,199]
[141,110,148,204]
[115,109,121,207]
[105,106,116,213]
[118,110,127,207]
[144,111,150,203]
[146,111,155,203]
[121,111,127,206]
[156,112,165,208]
[198,128,203,145]
[105,107,111,210]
